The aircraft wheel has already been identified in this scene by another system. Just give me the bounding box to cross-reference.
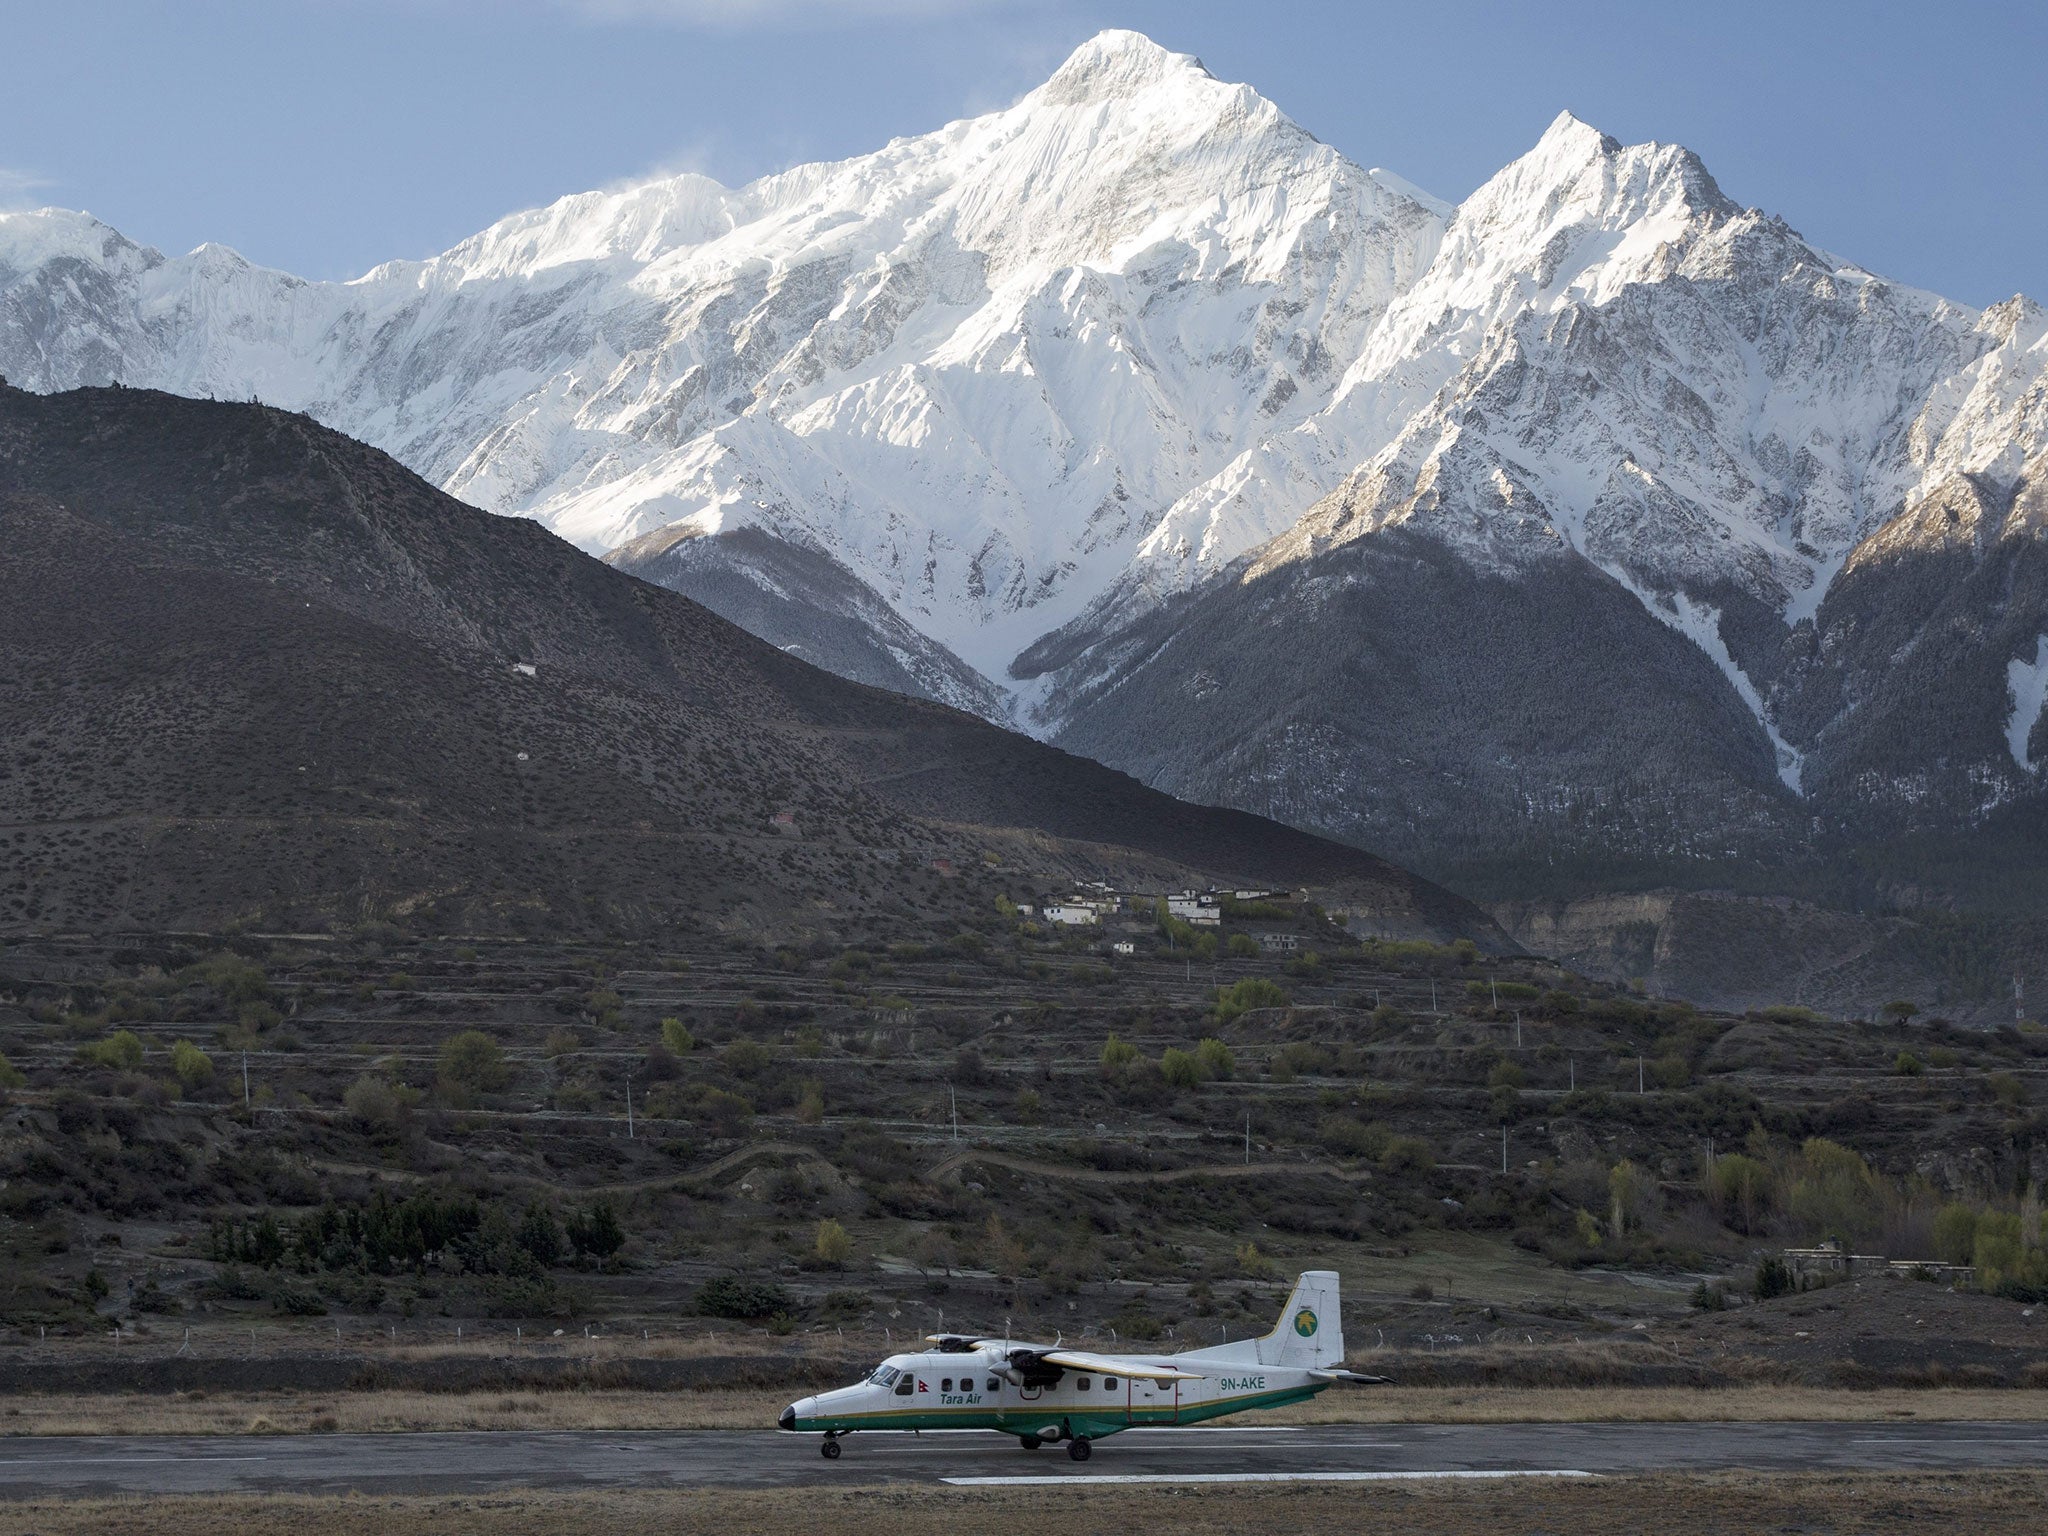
[821,1438,842,1460]
[1018,1435,1042,1450]
[1066,1437,1092,1462]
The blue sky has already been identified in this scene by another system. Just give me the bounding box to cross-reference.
[3,0,2041,306]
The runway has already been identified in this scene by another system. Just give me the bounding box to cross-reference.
[2,1421,2045,1498]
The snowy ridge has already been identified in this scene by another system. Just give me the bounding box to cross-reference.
[3,30,2048,757]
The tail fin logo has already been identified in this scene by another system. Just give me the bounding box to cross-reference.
[1292,1308,1318,1338]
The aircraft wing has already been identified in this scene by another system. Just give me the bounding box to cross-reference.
[1038,1349,1205,1382]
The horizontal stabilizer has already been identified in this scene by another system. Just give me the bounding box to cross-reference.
[1309,1368,1392,1385]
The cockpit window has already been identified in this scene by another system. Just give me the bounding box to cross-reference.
[869,1365,900,1386]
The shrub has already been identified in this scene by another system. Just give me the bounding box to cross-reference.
[1235,1241,1274,1278]
[795,1079,825,1124]
[1100,1033,1140,1073]
[170,1040,214,1091]
[438,1030,509,1100]
[1894,1051,1924,1077]
[1213,978,1291,1026]
[724,1039,772,1076]
[698,1087,754,1136]
[814,1218,854,1265]
[343,1074,403,1131]
[1487,1059,1525,1091]
[660,1017,695,1055]
[698,1275,791,1320]
[1226,933,1259,958]
[0,1052,24,1089]
[566,1199,625,1261]
[1195,1037,1235,1080]
[1754,1255,1796,1300]
[518,1203,565,1266]
[1688,1280,1729,1311]
[80,1030,145,1071]
[1160,1047,1204,1089]
[1379,1135,1434,1174]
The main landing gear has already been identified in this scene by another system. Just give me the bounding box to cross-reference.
[1017,1435,1042,1450]
[1066,1437,1092,1462]
[821,1434,842,1459]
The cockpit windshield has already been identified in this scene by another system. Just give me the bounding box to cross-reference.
[868,1365,901,1386]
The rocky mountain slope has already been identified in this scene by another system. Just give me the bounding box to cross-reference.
[6,29,2048,977]
[0,384,1499,944]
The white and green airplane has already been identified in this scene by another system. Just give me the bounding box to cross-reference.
[779,1270,1385,1461]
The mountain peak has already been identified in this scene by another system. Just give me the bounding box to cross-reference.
[1536,110,1623,158]
[1037,29,1213,105]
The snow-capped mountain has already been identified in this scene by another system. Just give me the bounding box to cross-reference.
[6,28,2048,919]
[0,31,1445,696]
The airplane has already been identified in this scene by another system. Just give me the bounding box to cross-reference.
[779,1269,1385,1461]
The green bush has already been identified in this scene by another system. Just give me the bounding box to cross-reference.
[698,1274,791,1320]
[0,1052,24,1089]
[1226,933,1259,959]
[814,1218,854,1265]
[660,1017,695,1055]
[80,1030,144,1071]
[1487,1059,1525,1091]
[438,1030,509,1100]
[1195,1037,1235,1080]
[1160,1047,1204,1089]
[566,1199,625,1260]
[1753,1255,1796,1300]
[1213,978,1291,1026]
[1893,1051,1924,1077]
[170,1039,214,1091]
[1100,1033,1140,1073]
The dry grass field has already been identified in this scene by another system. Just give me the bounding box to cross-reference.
[7,1384,2047,1436]
[4,1472,2046,1536]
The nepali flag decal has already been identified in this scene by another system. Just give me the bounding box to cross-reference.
[917,1380,929,1392]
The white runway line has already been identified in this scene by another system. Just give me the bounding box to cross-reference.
[943,1469,1595,1487]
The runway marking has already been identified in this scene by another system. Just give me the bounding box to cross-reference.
[943,1470,1595,1487]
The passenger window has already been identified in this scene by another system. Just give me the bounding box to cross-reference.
[987,1378,1000,1393]
[1076,1376,1091,1391]
[941,1378,953,1392]
[895,1378,914,1396]
[1103,1377,1118,1390]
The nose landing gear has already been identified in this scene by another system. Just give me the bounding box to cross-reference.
[821,1434,842,1459]
[1066,1437,1092,1462]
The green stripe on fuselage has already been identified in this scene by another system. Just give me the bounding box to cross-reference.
[791,1382,1325,1437]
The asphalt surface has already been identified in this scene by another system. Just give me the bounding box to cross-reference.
[2,1422,2045,1498]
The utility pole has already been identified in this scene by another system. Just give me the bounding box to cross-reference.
[1490,977,1498,1009]
[625,1073,634,1139]
[1638,1055,1645,1094]
[1515,1011,1522,1048]
[950,1084,960,1143]
[1501,1124,1508,1175]
[241,1052,250,1110]
[1244,1111,1251,1165]
[1430,980,1438,1014]
[2017,974,2026,1027]
[1569,1057,1575,1092]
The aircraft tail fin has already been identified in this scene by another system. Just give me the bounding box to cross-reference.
[1260,1270,1342,1368]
